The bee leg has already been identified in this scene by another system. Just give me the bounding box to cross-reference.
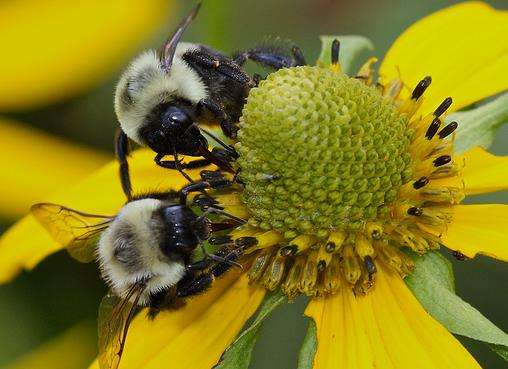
[209,221,238,232]
[199,242,243,269]
[179,237,259,298]
[196,98,238,139]
[154,153,194,183]
[253,73,262,86]
[154,153,214,179]
[198,127,238,160]
[179,177,233,205]
[186,258,213,271]
[115,129,133,200]
[193,193,221,211]
[233,48,293,69]
[196,237,256,273]
[199,147,235,174]
[199,169,227,182]
[233,43,307,69]
[185,51,253,86]
[176,273,213,298]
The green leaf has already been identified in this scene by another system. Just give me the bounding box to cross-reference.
[317,35,374,75]
[490,344,508,361]
[297,319,318,369]
[450,92,508,154]
[406,251,508,360]
[214,291,286,369]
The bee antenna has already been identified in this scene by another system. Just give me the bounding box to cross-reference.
[161,2,202,71]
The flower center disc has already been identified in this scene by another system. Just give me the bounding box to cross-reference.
[237,66,413,239]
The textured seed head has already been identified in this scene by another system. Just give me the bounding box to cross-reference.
[236,66,412,238]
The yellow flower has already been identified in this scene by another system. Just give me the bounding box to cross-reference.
[0,0,175,218]
[0,118,109,218]
[0,2,507,369]
[0,0,173,110]
[4,322,96,369]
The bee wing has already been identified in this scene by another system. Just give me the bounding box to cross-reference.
[31,203,114,263]
[98,284,146,369]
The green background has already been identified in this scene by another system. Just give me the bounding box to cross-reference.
[1,0,507,368]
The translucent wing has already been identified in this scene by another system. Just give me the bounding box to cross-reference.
[98,284,146,369]
[31,203,114,263]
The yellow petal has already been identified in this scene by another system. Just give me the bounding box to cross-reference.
[0,119,109,218]
[442,204,508,261]
[460,147,508,195]
[0,0,173,110]
[5,321,96,369]
[431,147,508,195]
[380,2,508,116]
[0,149,206,284]
[88,272,264,369]
[305,264,481,369]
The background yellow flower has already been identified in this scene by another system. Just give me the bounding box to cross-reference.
[0,1,506,368]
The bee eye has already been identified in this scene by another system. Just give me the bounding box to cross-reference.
[162,107,192,131]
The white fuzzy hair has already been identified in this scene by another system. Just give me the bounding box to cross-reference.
[98,198,186,305]
[114,42,209,144]
[115,42,208,145]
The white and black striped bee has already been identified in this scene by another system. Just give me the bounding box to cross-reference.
[114,2,306,194]
[31,173,256,369]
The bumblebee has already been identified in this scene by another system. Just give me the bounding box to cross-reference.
[114,2,306,189]
[32,173,255,369]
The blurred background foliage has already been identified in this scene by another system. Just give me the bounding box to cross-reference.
[0,0,507,368]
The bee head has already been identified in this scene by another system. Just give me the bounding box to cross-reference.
[140,103,195,154]
[98,198,188,306]
[159,204,211,257]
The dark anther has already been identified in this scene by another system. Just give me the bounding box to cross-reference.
[433,155,452,167]
[425,117,441,140]
[371,230,382,240]
[235,236,259,249]
[317,260,327,272]
[364,256,377,277]
[325,242,336,253]
[411,76,432,100]
[407,207,423,216]
[438,121,458,139]
[413,176,429,189]
[452,250,469,261]
[280,245,298,257]
[331,39,340,65]
[433,97,453,117]
[209,235,232,245]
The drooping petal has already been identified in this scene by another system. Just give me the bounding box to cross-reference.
[0,0,173,110]
[5,322,96,369]
[305,264,481,369]
[0,149,206,284]
[441,204,508,261]
[380,2,508,116]
[0,119,109,218]
[88,273,265,369]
